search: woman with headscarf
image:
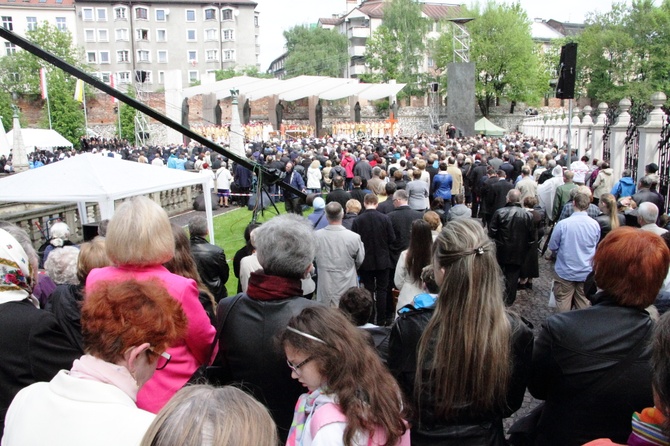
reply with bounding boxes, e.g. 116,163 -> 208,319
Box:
0,223 -> 82,439
537,165 -> 565,222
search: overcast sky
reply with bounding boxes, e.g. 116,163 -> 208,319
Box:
255,0 -> 661,70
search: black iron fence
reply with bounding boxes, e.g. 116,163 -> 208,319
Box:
658,112 -> 670,214
623,104 -> 650,183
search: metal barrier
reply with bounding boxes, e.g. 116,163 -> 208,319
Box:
658,113 -> 670,213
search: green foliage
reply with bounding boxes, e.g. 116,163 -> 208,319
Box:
577,0 -> 670,105
0,22 -> 87,145
464,2 -> 542,116
40,70 -> 85,147
283,26 -> 348,78
0,22 -> 84,96
365,0 -> 429,93
119,86 -> 136,144
0,91 -> 13,131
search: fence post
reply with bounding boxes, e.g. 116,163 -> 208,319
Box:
591,103 -> 607,162
579,106 -> 593,159
638,92 -> 668,181
610,98 -> 631,181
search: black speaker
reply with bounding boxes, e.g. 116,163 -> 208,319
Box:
430,82 -> 439,93
556,43 -> 577,99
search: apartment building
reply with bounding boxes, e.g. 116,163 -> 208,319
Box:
74,0 -> 260,90
0,0 -> 77,56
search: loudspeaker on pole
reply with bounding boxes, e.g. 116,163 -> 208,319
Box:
556,43 -> 577,99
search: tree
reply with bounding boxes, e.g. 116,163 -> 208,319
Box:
0,22 -> 86,145
577,0 -> 670,105
0,91 -> 13,131
365,0 -> 429,94
283,26 -> 348,78
118,86 -> 136,144
457,2 -> 543,116
215,67 -> 273,81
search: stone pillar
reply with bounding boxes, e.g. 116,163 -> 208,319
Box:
164,70 -> 184,145
571,107 -> 581,157
308,95 -> 318,135
591,103 -> 608,162
268,95 -> 279,131
610,98 -> 631,180
579,106 -> 593,159
638,92 -> 668,181
229,89 -> 244,158
11,108 -> 29,173
350,95 -> 359,122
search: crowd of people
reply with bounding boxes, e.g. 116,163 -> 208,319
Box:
2,129 -> 670,445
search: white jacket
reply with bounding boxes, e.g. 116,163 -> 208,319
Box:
2,370 -> 155,446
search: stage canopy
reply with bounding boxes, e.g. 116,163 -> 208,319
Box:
182,75 -> 406,102
5,129 -> 73,152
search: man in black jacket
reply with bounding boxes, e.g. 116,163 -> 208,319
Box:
189,216 -> 229,302
488,189 -> 534,305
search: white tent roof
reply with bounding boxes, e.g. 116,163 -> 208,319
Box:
6,129 -> 73,152
475,117 -> 507,136
0,153 -> 217,242
182,75 -> 406,102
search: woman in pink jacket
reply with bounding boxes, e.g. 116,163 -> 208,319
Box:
86,196 -> 216,413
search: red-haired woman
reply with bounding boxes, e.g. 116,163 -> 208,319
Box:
3,279 -> 187,446
529,227 -> 670,446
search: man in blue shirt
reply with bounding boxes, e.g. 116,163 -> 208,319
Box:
548,189 -> 601,312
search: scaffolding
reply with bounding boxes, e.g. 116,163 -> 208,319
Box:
450,18 -> 474,63
134,71 -> 150,146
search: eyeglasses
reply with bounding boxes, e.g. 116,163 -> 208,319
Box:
286,356 -> 313,374
148,347 -> 171,370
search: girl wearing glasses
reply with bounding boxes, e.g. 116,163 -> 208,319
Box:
281,306 -> 410,446
3,278 -> 188,446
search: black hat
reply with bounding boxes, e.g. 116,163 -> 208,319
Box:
646,163 -> 659,174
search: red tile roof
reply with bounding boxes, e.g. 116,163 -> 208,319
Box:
357,1 -> 463,20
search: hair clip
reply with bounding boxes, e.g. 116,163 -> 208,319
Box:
475,247 -> 485,256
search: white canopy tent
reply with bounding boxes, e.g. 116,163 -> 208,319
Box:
0,153 -> 218,243
6,129 -> 73,152
182,75 -> 406,102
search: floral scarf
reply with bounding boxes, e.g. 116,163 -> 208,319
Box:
286,387 -> 334,446
0,228 -> 38,307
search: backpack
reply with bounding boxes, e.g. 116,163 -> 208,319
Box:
310,403 -> 410,446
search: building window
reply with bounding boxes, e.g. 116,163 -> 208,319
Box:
155,9 -> 166,22
56,17 -> 66,31
5,42 -> 16,55
114,7 -> 127,20
221,9 -> 233,21
143,71 -> 152,83
101,72 -> 111,83
135,7 -> 148,20
1,17 -> 12,31
96,8 -> 107,21
137,50 -> 150,62
188,70 -> 198,82
204,28 -> 217,41
187,50 -> 197,62
157,50 -> 167,63
87,51 -> 97,63
223,50 -> 234,61
427,57 -> 434,67
136,28 -> 149,41
115,28 -> 128,41
118,71 -> 131,84
84,29 -> 95,42
185,9 -> 195,22
158,71 -> 164,84
186,29 -> 196,41
206,49 -> 218,61
222,29 -> 234,41
97,29 -> 108,42
99,51 -> 110,64
26,16 -> 37,31
254,15 -> 258,27
204,8 -> 216,20
81,8 -> 94,21
156,29 -> 166,42
117,50 -> 129,63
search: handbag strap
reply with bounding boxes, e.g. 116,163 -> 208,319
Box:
207,293 -> 243,364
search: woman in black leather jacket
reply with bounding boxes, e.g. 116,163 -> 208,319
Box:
529,227 -> 670,446
388,219 -> 533,445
